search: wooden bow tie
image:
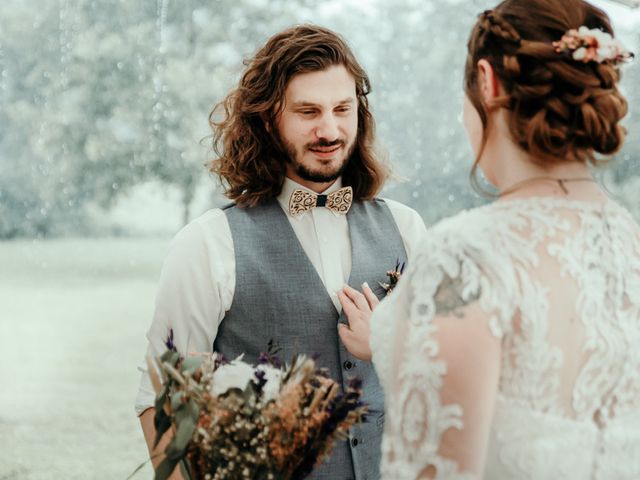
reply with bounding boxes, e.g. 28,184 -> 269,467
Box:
288,186 -> 353,216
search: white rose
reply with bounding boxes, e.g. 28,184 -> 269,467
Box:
597,46 -> 614,62
210,356 -> 256,396
594,30 -> 613,46
573,47 -> 587,61
257,364 -> 283,402
578,26 -> 591,36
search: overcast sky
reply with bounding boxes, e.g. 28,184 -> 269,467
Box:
592,0 -> 640,27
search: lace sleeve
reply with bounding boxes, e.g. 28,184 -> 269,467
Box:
371,231 -> 513,479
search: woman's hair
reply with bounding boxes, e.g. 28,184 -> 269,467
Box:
464,0 -> 629,180
209,24 -> 389,207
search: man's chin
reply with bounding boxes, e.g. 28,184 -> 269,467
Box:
299,172 -> 342,184
296,165 -> 344,184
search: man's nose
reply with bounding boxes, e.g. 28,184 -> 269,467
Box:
315,114 -> 340,141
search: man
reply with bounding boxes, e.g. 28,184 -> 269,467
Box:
136,24 -> 426,480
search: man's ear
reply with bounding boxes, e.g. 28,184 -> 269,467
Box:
476,59 -> 501,105
264,102 -> 284,134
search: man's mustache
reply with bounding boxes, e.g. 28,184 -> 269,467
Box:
306,139 -> 345,149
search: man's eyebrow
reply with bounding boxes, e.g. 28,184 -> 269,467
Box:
290,98 -> 355,108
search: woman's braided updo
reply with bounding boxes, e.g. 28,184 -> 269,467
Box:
465,0 -> 629,170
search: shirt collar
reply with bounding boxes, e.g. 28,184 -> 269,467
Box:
277,177 -> 344,220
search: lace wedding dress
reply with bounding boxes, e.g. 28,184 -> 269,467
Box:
370,197 -> 640,479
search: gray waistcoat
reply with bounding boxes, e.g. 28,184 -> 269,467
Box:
218,198 -> 407,480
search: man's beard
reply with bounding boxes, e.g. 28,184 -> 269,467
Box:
280,137 -> 355,183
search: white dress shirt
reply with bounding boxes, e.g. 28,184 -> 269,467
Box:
135,177 -> 427,415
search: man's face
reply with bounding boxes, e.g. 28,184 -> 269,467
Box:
274,65 -> 358,191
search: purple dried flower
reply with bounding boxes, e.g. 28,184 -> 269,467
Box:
164,328 -> 177,352
253,368 -> 267,397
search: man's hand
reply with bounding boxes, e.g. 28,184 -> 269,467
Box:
337,282 -> 380,361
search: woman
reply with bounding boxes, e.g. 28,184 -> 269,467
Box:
337,0 -> 640,478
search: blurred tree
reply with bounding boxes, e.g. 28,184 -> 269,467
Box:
611,28 -> 640,182
0,0 -> 638,238
0,0 -> 312,237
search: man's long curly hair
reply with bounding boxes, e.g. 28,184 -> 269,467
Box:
209,24 -> 389,207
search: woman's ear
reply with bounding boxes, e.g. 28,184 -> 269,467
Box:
476,59 -> 501,105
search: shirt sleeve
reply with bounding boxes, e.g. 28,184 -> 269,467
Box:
134,209 -> 234,415
382,197 -> 428,261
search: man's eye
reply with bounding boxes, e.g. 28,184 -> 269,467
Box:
336,107 -> 351,113
299,110 -> 316,115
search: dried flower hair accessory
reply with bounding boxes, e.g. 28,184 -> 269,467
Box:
552,26 -> 634,64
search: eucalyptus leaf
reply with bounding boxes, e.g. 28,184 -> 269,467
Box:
179,459 -> 193,480
154,388 -> 168,413
172,399 -> 200,425
181,356 -> 203,375
185,399 -> 200,421
173,414 -> 197,452
170,391 -> 185,412
153,411 -> 172,448
163,424 -> 194,464
154,457 -> 178,480
160,350 -> 180,366
174,401 -> 190,423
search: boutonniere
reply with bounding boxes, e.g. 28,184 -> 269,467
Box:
379,259 -> 405,295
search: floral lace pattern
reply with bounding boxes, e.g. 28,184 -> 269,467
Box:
371,197 -> 640,479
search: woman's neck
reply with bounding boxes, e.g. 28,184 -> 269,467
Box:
481,132 -> 604,201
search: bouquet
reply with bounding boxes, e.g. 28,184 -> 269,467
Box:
144,339 -> 368,480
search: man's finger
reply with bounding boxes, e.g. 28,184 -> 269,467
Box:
361,282 -> 380,310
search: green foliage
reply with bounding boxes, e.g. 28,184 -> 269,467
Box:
151,352 -> 202,480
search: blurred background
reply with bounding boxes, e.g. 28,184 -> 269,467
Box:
0,0 -> 638,478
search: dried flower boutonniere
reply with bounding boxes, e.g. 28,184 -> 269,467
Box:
379,259 -> 405,295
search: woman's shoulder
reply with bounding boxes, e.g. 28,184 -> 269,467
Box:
411,195 -> 640,291
420,195 -> 633,252
412,202 -> 536,292
420,203 -> 507,254
407,203 -> 528,337
430,203 -> 494,233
